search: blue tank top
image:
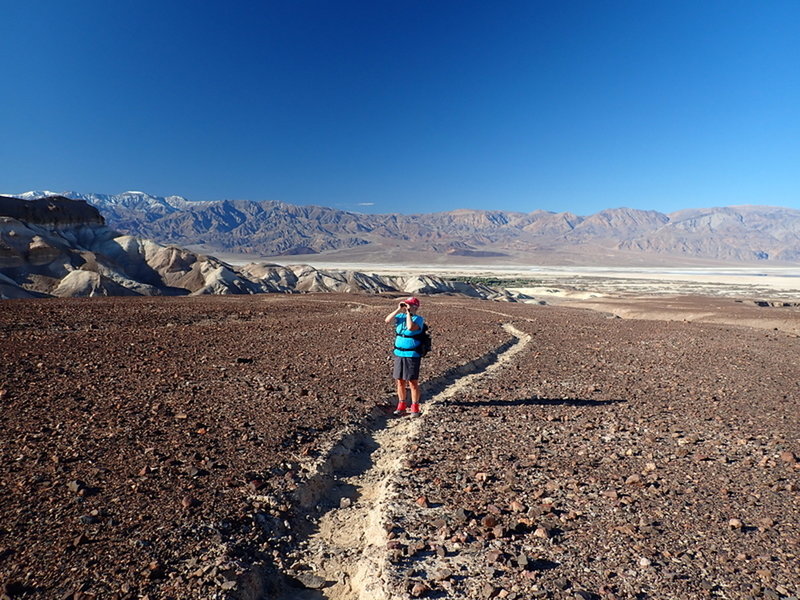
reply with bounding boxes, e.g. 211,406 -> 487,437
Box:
393,314 -> 424,357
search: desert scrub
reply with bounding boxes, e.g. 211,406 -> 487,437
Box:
444,276 -> 542,287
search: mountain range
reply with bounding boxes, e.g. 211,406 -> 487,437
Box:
14,190 -> 800,264
0,195 -> 521,300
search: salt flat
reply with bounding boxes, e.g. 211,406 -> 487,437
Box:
507,266 -> 800,298
219,255 -> 800,334
223,255 -> 800,298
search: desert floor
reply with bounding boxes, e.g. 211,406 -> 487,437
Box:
0,291 -> 798,600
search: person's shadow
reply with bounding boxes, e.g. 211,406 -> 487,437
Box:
443,396 -> 626,408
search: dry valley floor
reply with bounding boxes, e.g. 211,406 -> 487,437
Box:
0,295 -> 797,599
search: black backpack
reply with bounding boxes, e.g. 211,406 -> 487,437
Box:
416,323 -> 432,357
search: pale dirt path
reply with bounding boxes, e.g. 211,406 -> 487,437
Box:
551,296 -> 800,335
286,324 -> 531,600
457,294 -> 800,336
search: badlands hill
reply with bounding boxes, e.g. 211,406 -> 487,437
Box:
16,190 -> 800,264
0,196 -> 518,300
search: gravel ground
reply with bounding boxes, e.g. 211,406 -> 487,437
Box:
388,303 -> 799,600
1,295 -> 798,600
0,295 -> 507,600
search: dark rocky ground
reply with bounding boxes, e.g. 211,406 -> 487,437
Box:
388,301 -> 800,599
0,295 -> 507,599
1,294 -> 798,600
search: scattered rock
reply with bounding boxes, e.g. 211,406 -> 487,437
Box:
534,526 -> 550,539
486,549 -> 503,563
728,518 -> 744,530
481,515 -> 499,529
79,515 -> 99,525
625,474 -> 642,485
181,496 -> 198,509
410,581 -> 430,597
146,561 -> 164,580
554,577 -> 571,591
295,572 -> 326,589
433,568 -> 453,581
66,480 -> 85,494
757,517 -> 775,530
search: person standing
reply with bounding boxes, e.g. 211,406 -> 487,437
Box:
384,297 -> 424,417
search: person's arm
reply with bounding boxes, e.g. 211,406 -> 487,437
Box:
406,311 -> 420,331
385,303 -> 403,323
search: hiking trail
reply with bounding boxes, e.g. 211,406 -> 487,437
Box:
282,324 -> 531,599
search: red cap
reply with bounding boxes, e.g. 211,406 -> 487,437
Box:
405,297 -> 420,307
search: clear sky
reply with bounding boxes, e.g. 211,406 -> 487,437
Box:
2,1 -> 798,215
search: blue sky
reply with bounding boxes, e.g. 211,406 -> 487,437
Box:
2,1 -> 798,215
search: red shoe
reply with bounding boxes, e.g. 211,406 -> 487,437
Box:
393,402 -> 407,416
410,403 -> 421,417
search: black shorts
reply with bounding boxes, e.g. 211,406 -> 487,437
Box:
393,356 -> 421,381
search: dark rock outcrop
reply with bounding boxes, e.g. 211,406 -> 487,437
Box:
0,195 -> 104,227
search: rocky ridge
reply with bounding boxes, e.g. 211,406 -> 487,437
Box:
14,191 -> 800,264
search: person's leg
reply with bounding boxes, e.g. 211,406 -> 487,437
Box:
408,379 -> 421,415
392,357 -> 408,414
395,378 -> 408,403
407,357 -> 422,415
394,378 -> 408,414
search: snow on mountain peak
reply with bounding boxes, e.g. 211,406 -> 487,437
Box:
13,190 -> 193,216
15,190 -> 60,199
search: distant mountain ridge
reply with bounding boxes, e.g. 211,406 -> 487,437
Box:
13,191 -> 800,264
0,195 -> 522,300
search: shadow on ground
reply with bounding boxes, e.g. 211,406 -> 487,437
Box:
443,397 -> 626,408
